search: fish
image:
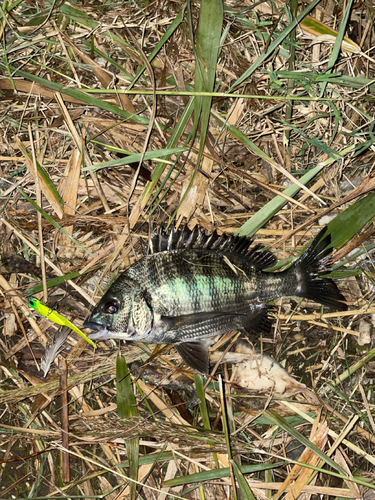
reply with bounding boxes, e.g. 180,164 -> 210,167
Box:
83,225 -> 347,373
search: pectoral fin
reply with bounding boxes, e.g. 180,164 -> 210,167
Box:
175,340 -> 210,373
161,311 -> 239,330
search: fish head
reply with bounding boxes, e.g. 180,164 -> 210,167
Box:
83,278 -> 153,342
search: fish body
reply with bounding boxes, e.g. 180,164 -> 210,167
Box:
84,226 -> 347,373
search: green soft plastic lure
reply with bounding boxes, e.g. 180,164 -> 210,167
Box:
29,298 -> 97,349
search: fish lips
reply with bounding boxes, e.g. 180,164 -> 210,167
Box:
83,320 -> 102,331
83,320 -> 117,341
83,321 -> 138,341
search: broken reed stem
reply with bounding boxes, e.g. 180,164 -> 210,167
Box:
59,358 -> 70,483
55,92 -> 111,213
28,123 -> 48,303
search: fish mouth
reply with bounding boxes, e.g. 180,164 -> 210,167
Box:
83,321 -> 115,341
83,320 -> 102,331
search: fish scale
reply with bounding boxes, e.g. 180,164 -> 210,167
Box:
138,251 -> 257,317
84,225 -> 347,373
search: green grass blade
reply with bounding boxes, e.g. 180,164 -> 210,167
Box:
300,15 -> 360,53
219,376 -> 238,499
236,165 -> 323,237
193,0 -> 223,130
116,355 -> 135,419
263,410 -> 348,476
116,355 -> 139,500
236,143 -> 358,237
26,267 -> 100,296
230,460 -> 257,500
128,3 -> 186,89
19,189 -> 94,257
194,374 -> 211,430
325,191 -> 375,248
330,345 -> 375,388
278,118 -> 342,159
163,462 -> 286,486
276,71 -> 375,92
212,111 -> 323,203
319,0 -> 354,96
170,0 -> 223,223
46,0 -> 98,30
228,0 -> 322,91
283,0 -> 298,147
17,141 -> 63,209
146,96 -> 194,196
83,147 -> 188,172
129,97 -> 195,226
43,0 -> 185,93
194,374 -> 219,469
7,65 -> 149,125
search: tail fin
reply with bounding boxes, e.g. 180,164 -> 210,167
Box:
292,228 -> 347,311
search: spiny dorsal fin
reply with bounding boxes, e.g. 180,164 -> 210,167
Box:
148,224 -> 277,269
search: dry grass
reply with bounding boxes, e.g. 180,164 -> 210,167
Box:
1,0 -> 375,498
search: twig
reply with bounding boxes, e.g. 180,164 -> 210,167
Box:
59,358 -> 70,483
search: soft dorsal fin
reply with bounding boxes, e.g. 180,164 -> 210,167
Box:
148,224 -> 277,270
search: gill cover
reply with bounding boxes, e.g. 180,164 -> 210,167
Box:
127,291 -> 153,337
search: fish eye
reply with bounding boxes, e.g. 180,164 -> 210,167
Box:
103,300 -> 119,314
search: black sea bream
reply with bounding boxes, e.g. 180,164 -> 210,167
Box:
83,226 -> 347,373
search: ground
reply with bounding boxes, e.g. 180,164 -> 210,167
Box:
1,0 -> 375,498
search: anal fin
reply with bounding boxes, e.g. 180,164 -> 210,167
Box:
240,305 -> 272,334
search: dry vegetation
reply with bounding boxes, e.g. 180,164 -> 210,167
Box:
1,0 -> 375,498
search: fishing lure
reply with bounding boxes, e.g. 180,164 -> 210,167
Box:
29,298 -> 97,349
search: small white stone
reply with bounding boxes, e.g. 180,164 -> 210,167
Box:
358,319 -> 372,346
318,214 -> 337,225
